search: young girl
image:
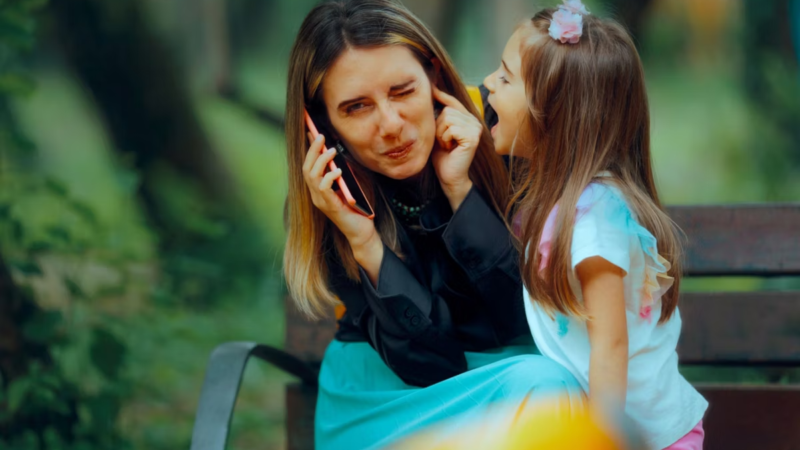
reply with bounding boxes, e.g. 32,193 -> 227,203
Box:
483,1 -> 708,449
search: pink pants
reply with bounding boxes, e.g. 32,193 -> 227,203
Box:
663,420 -> 704,450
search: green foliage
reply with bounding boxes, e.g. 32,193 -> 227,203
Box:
0,183 -> 135,448
0,0 -> 45,154
89,327 -> 127,380
0,2 -> 286,447
0,1 -> 135,448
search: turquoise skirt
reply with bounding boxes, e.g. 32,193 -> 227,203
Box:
315,339 -> 585,450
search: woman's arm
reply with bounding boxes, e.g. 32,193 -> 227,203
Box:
351,233 -> 383,287
428,87 -> 527,342
576,256 -> 629,413
437,187 -> 526,343
329,248 -> 467,387
431,86 -> 482,212
306,131 -> 467,386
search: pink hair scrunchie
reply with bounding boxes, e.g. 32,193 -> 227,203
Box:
548,0 -> 589,44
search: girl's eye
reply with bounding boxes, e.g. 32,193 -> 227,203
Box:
499,75 -> 510,85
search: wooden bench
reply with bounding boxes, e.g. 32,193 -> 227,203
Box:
189,204 -> 800,450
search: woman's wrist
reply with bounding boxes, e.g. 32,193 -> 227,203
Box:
350,232 -> 380,259
441,178 -> 473,212
350,232 -> 384,286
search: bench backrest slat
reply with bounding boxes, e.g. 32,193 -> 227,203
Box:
667,205 -> 800,276
285,295 -> 336,363
678,292 -> 800,365
696,385 -> 800,449
286,206 -> 800,367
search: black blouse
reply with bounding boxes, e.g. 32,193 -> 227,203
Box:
326,185 -> 529,387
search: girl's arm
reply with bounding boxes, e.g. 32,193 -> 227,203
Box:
576,256 -> 629,413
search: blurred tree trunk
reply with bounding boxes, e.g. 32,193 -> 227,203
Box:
47,0 -> 266,304
743,0 -> 797,99
403,0 -> 461,49
204,0 -> 231,92
212,0 -> 285,128
227,0 -> 278,62
607,0 -> 654,45
741,0 -> 800,185
48,0 -> 236,227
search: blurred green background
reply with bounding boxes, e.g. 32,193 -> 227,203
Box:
1,0 -> 798,449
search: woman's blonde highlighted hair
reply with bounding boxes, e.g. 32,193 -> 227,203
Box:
284,0 -> 510,318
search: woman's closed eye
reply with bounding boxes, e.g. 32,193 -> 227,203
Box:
392,88 -> 416,98
344,88 -> 415,114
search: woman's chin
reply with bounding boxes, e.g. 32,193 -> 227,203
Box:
384,166 -> 422,180
382,155 -> 429,180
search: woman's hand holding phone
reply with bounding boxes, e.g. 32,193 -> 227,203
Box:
431,86 -> 480,212
303,133 -> 383,284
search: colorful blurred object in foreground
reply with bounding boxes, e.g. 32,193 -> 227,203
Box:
391,396 -> 633,450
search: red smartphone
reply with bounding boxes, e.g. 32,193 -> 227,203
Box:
304,109 -> 375,219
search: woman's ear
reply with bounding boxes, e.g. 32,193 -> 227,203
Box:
429,58 -> 444,117
431,58 -> 443,89
312,107 -> 341,143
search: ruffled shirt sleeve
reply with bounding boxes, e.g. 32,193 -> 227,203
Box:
563,183 -> 674,321
570,184 -> 633,273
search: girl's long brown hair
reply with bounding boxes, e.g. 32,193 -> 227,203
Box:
512,9 -> 683,324
285,0 -> 510,318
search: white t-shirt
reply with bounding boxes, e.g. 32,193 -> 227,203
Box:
524,181 -> 708,450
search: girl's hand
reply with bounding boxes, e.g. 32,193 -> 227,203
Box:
431,86 -> 482,211
302,134 -> 380,257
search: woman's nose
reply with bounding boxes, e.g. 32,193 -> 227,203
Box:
377,103 -> 403,138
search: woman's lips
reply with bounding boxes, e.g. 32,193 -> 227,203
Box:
491,124 -> 498,136
386,140 -> 415,159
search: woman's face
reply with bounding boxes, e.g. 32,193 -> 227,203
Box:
483,28 -> 530,156
321,45 -> 436,180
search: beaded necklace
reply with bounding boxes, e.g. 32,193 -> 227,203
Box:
389,196 -> 431,220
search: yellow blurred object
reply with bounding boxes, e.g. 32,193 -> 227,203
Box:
654,0 -> 735,64
465,85 -> 484,120
392,396 -> 623,450
501,408 -> 620,450
334,302 -> 346,321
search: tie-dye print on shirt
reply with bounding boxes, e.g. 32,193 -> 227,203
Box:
522,178 -> 707,450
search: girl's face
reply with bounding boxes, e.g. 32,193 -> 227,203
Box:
321,45 -> 437,180
483,28 -> 532,156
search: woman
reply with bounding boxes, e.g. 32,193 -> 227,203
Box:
283,1 -> 584,448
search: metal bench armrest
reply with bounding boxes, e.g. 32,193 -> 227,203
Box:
190,342 -> 319,450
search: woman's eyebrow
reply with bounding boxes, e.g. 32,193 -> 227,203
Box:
338,95 -> 368,110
